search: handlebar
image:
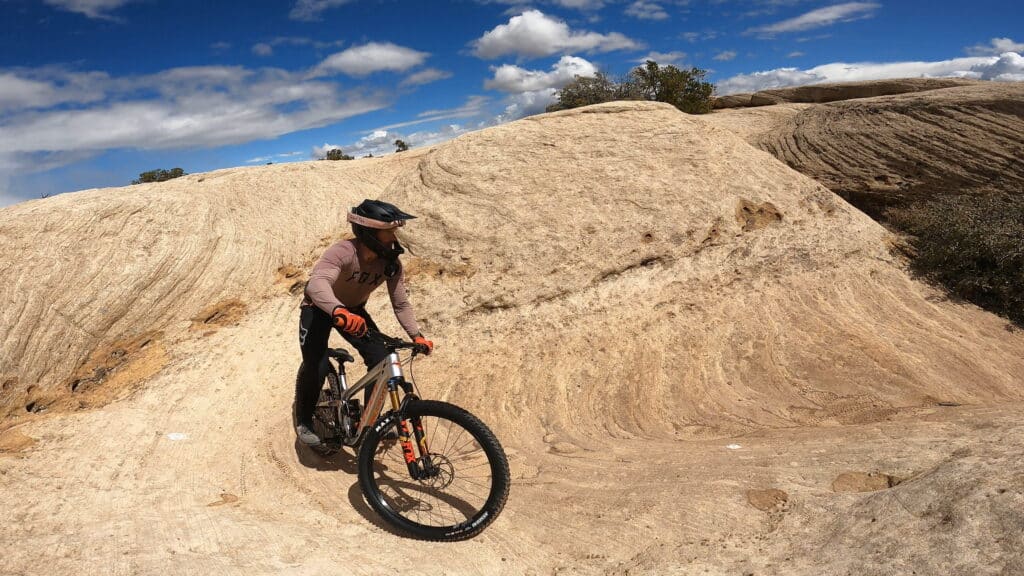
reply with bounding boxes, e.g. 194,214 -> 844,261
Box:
365,330 -> 430,356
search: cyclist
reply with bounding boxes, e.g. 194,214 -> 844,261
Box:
295,199 -> 433,447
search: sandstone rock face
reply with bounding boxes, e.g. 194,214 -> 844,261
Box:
1,98 -> 1023,575
715,77 -> 982,109
0,154 -> 424,420
375,101 -> 1024,440
707,82 -> 1024,215
752,78 -> 982,104
712,93 -> 752,109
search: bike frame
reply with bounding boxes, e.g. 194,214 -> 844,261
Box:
330,349 -> 435,478
336,351 -> 405,433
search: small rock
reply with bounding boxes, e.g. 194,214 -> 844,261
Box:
832,472 -> 896,492
746,489 -> 788,511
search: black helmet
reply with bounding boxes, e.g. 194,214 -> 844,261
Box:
347,199 -> 416,277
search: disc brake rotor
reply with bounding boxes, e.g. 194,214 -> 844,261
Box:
419,454 -> 455,489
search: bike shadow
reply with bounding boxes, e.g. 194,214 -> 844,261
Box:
292,439 -> 358,474
346,479 -> 415,539
292,439 -> 412,538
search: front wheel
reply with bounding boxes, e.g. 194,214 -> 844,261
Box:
357,400 -> 510,541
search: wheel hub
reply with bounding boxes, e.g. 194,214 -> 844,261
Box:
418,454 -> 455,489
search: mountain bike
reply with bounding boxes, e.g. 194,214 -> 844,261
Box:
295,332 -> 510,541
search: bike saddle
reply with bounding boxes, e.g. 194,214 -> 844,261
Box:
327,348 -> 355,363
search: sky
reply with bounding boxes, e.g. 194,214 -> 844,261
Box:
1,0 -> 1022,205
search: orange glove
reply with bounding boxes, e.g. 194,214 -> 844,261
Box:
413,335 -> 433,355
332,306 -> 368,337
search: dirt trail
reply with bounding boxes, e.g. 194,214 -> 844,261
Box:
2,99 -> 1023,575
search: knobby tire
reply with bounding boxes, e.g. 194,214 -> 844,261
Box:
357,400 -> 510,541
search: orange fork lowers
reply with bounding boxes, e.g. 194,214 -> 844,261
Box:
389,387 -> 431,470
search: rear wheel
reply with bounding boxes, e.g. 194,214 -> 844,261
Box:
312,371 -> 342,452
295,362 -> 341,454
357,400 -> 510,541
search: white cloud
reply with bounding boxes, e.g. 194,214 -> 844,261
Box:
795,33 -> 833,43
747,2 -> 880,36
787,51 -> 805,58
312,143 -> 344,159
210,41 -> 232,51
0,149 -> 103,207
359,87 -> 560,155
0,57 -> 402,202
42,0 -> 137,19
313,42 -> 430,77
474,0 -> 606,11
0,74 -> 64,110
289,0 -> 354,21
715,52 -> 1024,94
966,37 -> 1024,57
245,151 -> 303,164
552,0 -> 605,8
472,10 -> 641,59
484,56 -> 598,93
717,69 -> 820,94
0,70 -> 109,112
251,37 -> 347,57
681,31 -> 719,43
371,96 -> 492,132
0,156 -> 26,207
337,124 -> 471,157
0,65 -> 387,155
404,124 -> 471,148
417,95 -> 492,120
713,50 -> 737,62
399,68 -> 453,87
0,189 -> 24,208
496,89 -> 560,121
973,52 -> 1024,81
634,51 -> 687,65
624,1 -> 669,20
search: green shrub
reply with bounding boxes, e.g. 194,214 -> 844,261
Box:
546,72 -> 620,112
132,167 -> 186,184
324,149 -> 354,161
628,61 -> 714,114
887,194 -> 1024,326
547,61 -> 715,114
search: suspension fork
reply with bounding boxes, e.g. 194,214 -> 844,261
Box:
388,378 -> 434,479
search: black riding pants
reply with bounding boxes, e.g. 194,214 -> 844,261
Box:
295,304 -> 388,428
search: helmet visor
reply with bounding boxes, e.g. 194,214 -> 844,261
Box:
347,212 -> 408,229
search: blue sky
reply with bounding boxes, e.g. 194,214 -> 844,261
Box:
1,0 -> 1021,205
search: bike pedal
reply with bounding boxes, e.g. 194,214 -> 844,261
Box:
312,444 -> 338,457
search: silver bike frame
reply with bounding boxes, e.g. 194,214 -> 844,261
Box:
337,352 -> 405,432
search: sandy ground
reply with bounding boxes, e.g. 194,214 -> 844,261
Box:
3,96 -> 1024,575
2,293 -> 1022,575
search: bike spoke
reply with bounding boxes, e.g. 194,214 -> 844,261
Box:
361,403 -> 507,536
447,435 -> 481,459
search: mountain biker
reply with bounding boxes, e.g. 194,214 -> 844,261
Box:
295,199 -> 433,447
